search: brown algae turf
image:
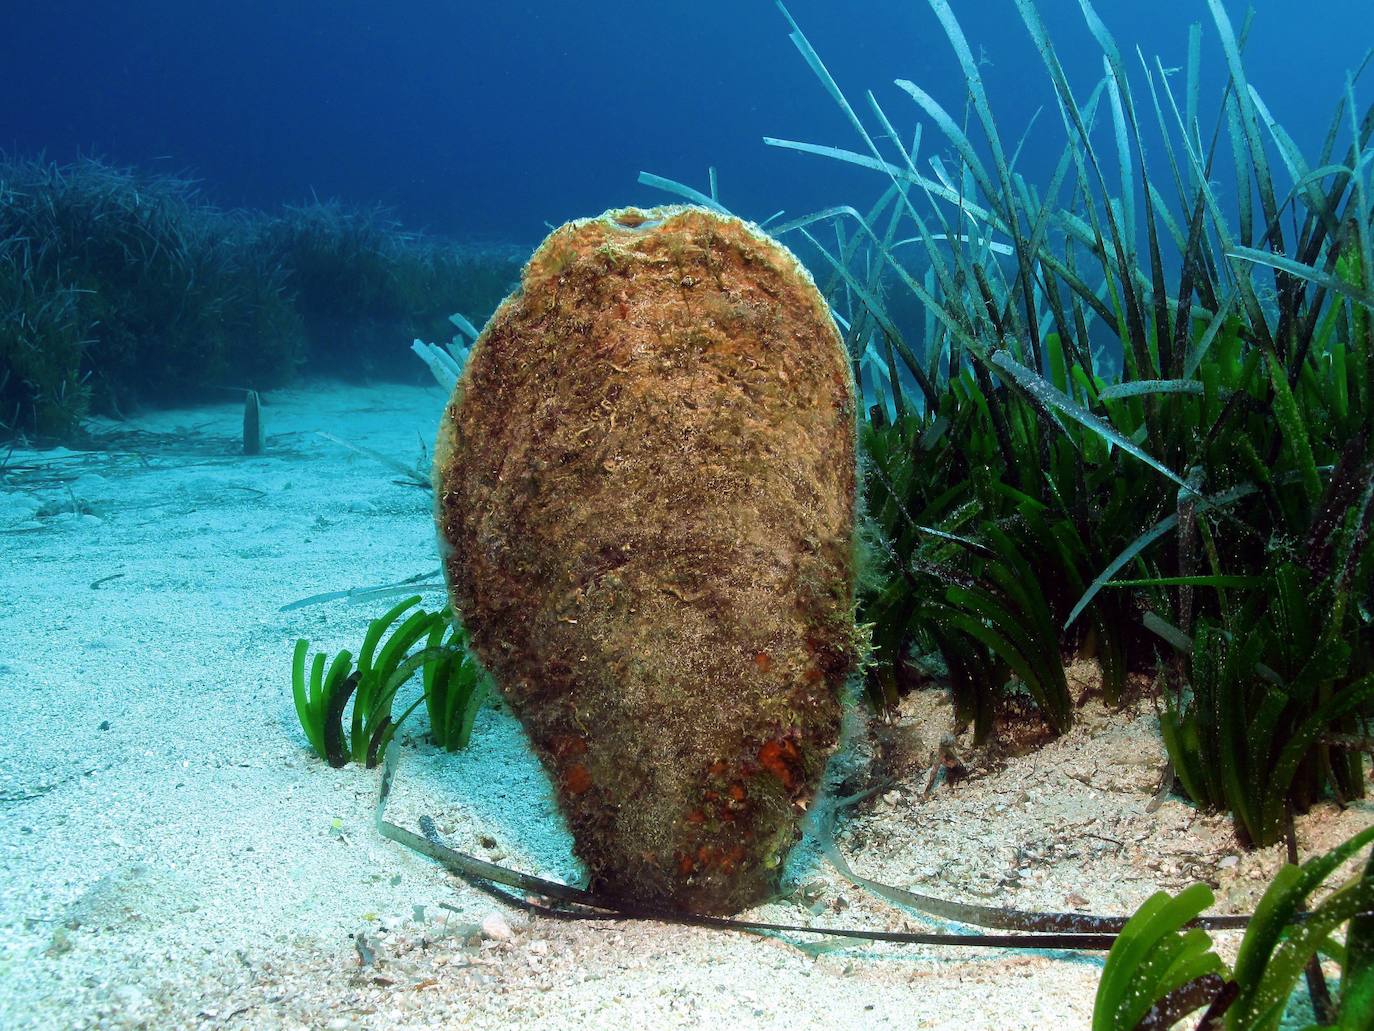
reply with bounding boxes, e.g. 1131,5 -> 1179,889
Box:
434,205 -> 860,914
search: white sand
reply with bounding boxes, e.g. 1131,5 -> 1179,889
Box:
1,381 -> 1369,1030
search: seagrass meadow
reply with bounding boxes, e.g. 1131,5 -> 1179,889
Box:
1,1 -> 1373,1029
0,158 -> 523,437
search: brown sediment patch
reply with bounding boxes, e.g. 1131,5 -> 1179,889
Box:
433,205 -> 859,914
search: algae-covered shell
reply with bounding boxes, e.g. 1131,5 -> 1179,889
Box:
434,205 -> 858,914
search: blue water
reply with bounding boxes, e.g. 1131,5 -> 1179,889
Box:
6,0 -> 1370,245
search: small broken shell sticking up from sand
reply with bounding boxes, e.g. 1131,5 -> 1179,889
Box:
434,205 -> 860,914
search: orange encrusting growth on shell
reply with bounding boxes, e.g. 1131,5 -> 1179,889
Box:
433,205 -> 859,914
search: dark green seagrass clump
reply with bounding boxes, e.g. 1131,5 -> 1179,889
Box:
422,610 -> 492,752
291,596 -> 488,768
1093,825 -> 1374,1031
0,156 -> 304,437
255,199 -> 522,381
0,156 -> 522,441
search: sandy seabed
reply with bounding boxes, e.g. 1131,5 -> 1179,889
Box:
1,380 -> 1369,1030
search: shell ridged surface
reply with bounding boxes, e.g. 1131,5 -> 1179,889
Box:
434,206 -> 858,914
